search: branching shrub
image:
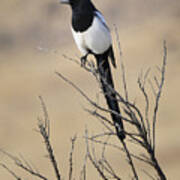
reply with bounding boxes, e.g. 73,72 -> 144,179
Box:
0,34 -> 167,180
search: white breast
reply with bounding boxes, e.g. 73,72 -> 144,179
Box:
71,13 -> 112,56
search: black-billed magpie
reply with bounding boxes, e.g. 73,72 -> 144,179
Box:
61,0 -> 125,140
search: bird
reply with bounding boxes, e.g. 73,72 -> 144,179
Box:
60,0 -> 125,141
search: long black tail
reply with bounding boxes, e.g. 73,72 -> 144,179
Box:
95,51 -> 125,141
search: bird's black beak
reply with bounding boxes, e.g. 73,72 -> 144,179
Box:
60,0 -> 70,4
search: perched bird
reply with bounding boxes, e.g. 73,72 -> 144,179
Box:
61,0 -> 125,140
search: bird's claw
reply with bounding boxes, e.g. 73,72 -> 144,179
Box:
80,56 -> 87,67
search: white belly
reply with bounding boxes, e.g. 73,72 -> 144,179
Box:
71,15 -> 112,55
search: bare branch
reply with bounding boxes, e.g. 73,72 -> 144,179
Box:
154,76 -> 160,89
79,151 -> 88,180
58,39 -> 168,180
56,71 -> 135,126
137,69 -> 151,144
85,109 -> 114,127
62,54 -> 98,78
19,154 -> 33,172
69,135 -> 77,180
114,25 -> 129,102
84,129 -> 109,180
152,41 -> 167,152
39,96 -> 50,137
0,149 -> 48,180
0,163 -> 22,180
148,79 -> 157,97
121,141 -> 139,180
99,159 -> 121,180
38,96 -> 61,180
142,170 -> 156,180
38,121 -> 61,180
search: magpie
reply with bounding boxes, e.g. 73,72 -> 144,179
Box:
61,0 -> 125,141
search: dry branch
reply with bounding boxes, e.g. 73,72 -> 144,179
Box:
0,149 -> 48,180
38,96 -> 61,180
57,39 -> 168,180
69,135 -> 77,180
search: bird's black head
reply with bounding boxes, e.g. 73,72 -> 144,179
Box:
60,0 -> 91,9
61,0 -> 96,32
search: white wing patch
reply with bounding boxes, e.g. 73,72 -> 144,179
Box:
94,11 -> 109,31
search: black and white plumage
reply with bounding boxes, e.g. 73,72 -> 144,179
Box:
61,0 -> 125,141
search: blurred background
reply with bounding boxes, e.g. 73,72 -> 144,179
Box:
0,0 -> 180,179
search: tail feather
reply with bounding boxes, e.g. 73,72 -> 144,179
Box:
109,46 -> 116,68
95,52 -> 125,141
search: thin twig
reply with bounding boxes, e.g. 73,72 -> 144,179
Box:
142,170 -> 156,180
80,151 -> 88,180
137,69 -> 151,144
114,25 -> 129,102
56,71 -> 134,126
39,96 -> 50,137
59,39 -> 168,180
84,129 -> 109,180
38,96 -> 61,180
69,135 -> 77,180
38,122 -> 61,180
121,141 -> 139,180
152,41 -> 167,152
0,163 -> 22,180
85,109 -> 114,127
0,149 -> 48,180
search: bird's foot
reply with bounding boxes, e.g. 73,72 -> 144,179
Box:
80,55 -> 87,67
